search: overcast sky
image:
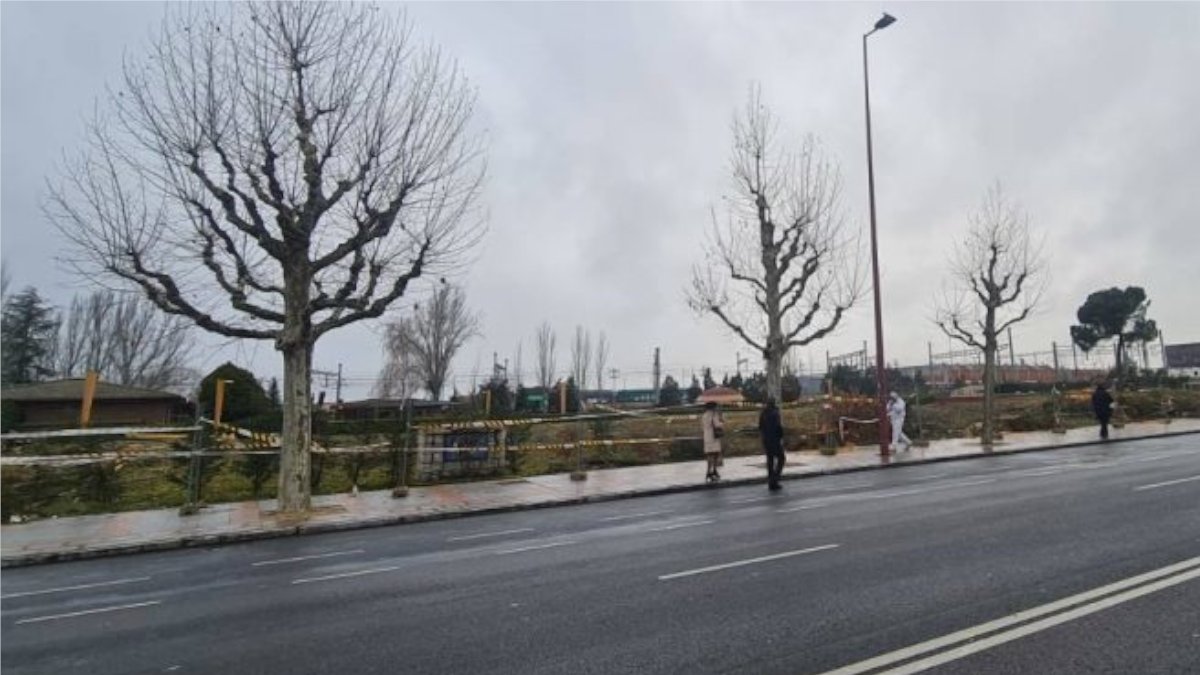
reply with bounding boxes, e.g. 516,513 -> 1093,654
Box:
3,1 -> 1198,399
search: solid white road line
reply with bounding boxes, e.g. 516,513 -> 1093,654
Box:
494,541 -> 578,556
645,519 -> 715,533
291,566 -> 400,585
252,549 -> 366,566
1133,474 -> 1200,491
1,576 -> 152,600
819,555 -> 1200,675
446,528 -> 535,542
15,600 -> 161,625
658,544 -> 839,581
599,510 -> 673,522
878,566 -> 1200,675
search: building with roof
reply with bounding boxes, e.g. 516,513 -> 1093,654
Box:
1164,342 -> 1200,380
1,378 -> 190,430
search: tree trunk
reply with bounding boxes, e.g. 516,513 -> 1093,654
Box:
278,340 -> 313,512
766,346 -> 783,404
982,336 -> 997,447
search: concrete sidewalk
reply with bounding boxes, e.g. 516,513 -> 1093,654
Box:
3,419 -> 1198,567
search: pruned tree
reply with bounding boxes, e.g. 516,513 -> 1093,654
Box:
46,3 -> 485,512
382,283 -> 479,401
535,322 -> 556,390
570,325 -> 592,391
1,287 -> 60,385
1070,287 -> 1158,377
688,87 -> 862,403
513,339 -> 524,387
935,186 -> 1046,446
594,331 -> 609,393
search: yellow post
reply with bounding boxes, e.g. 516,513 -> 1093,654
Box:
485,389 -> 492,416
214,379 -> 230,426
79,370 -> 100,427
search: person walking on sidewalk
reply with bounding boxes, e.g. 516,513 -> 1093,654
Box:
701,401 -> 725,483
887,391 -> 912,452
1092,383 -> 1114,439
759,398 -> 786,490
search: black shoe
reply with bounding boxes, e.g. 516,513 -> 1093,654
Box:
768,482 -> 782,491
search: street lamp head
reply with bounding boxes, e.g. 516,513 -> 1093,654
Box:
874,13 -> 897,31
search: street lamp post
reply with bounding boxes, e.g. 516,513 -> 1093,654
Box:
863,12 -> 896,458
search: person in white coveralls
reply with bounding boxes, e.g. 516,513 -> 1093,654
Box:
887,391 -> 912,452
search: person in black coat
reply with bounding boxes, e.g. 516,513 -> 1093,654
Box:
1091,383 -> 1114,439
759,398 -> 785,490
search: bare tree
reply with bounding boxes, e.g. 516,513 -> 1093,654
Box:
535,322 -> 557,390
688,87 -> 862,402
383,283 -> 479,401
1,262 -> 11,302
374,324 -> 422,400
46,3 -> 484,512
570,325 -> 592,390
56,291 -> 194,389
935,185 -> 1045,446
513,339 -> 524,387
594,331 -> 609,393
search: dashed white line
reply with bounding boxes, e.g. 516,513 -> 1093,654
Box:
1,576 -> 152,599
599,510 -> 673,522
15,600 -> 162,625
494,541 -> 578,555
292,566 -> 400,585
446,528 -> 535,542
646,519 -> 715,532
777,502 -> 831,513
1133,474 -> 1200,491
659,544 -> 839,581
729,496 -> 775,504
252,549 -> 366,566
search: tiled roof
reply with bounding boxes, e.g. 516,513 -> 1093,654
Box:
1,379 -> 184,402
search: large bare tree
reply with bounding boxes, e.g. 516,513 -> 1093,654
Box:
47,3 -> 485,511
56,291 -> 194,390
535,322 -> 557,390
570,325 -> 592,390
688,88 -> 862,402
935,185 -> 1045,446
381,283 -> 479,401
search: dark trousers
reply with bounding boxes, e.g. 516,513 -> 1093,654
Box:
1098,415 -> 1111,439
765,448 -> 785,486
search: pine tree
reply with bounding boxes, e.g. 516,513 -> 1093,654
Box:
1,287 -> 59,384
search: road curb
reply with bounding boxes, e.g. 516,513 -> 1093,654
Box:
3,428 -> 1196,568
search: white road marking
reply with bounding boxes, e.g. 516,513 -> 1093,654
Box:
1133,474 -> 1200,491
291,566 -> 400,585
15,600 -> 161,625
658,544 -> 839,581
1125,454 -> 1172,464
819,556 -> 1200,675
729,496 -> 775,504
1012,468 -> 1064,477
777,502 -> 831,513
494,541 -> 578,556
645,519 -> 715,532
877,566 -> 1200,675
251,549 -> 366,566
1,576 -> 151,599
446,528 -> 535,542
599,510 -> 673,522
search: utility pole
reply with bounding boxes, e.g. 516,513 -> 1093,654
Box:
609,368 -> 619,396
336,363 -> 343,404
652,348 -> 661,397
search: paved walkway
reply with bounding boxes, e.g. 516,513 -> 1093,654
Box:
3,419 -> 1198,567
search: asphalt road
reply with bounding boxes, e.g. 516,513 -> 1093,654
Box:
3,436 -> 1198,675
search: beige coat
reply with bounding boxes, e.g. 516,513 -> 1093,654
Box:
701,409 -> 724,455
